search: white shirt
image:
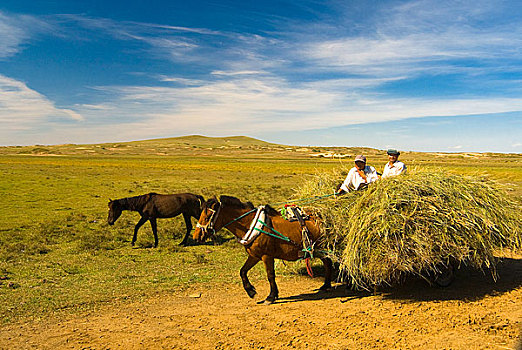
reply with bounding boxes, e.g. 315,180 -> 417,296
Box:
340,166 -> 379,192
382,161 -> 406,178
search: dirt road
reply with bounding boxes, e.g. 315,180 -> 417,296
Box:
2,257 -> 522,349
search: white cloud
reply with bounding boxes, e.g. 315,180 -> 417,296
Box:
61,109 -> 84,121
137,22 -> 225,36
211,70 -> 266,76
303,31 -> 522,76
0,11 -> 55,59
75,103 -> 114,110
58,15 -> 238,65
304,76 -> 408,89
299,0 -> 522,78
157,76 -> 205,85
68,77 -> 522,138
5,68 -> 520,145
0,12 -> 31,59
63,15 -> 227,38
0,75 -> 84,129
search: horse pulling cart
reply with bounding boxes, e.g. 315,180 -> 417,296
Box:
194,168 -> 521,302
194,195 -> 334,304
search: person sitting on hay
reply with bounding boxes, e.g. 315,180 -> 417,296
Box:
336,154 -> 378,195
382,148 -> 407,178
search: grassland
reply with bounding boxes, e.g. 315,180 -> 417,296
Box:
0,135 -> 520,324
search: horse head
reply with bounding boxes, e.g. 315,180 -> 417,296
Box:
193,196 -> 222,243
107,199 -> 123,225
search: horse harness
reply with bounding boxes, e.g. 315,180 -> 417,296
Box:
241,205 -> 316,261
238,205 -> 266,245
201,201 -> 314,256
283,205 -> 315,260
198,201 -> 317,277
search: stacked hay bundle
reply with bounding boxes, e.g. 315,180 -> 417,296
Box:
297,168 -> 522,289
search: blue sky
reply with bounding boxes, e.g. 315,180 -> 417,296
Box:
0,0 -> 521,152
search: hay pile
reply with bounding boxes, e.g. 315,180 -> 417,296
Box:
296,168 -> 522,289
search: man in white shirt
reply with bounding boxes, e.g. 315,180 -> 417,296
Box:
337,155 -> 379,194
382,149 -> 406,178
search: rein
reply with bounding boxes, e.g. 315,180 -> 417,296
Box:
222,208 -> 258,228
196,202 -> 257,236
254,219 -> 300,247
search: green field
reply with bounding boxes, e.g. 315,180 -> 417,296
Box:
0,136 -> 521,323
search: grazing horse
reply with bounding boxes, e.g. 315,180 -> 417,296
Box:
108,193 -> 204,247
193,195 -> 333,304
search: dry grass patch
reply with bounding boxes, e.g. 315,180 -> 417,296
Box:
297,168 -> 522,289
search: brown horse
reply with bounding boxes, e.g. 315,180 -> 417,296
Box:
108,192 -> 204,247
193,195 -> 333,304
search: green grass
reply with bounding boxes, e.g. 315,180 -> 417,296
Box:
0,136 -> 521,323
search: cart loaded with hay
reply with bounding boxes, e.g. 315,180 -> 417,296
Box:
295,169 -> 522,290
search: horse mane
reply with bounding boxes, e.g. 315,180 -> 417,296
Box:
204,196 -> 219,209
264,204 -> 281,217
118,193 -> 157,211
216,195 -> 255,210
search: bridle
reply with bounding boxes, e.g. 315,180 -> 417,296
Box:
196,201 -> 258,240
196,201 -> 222,237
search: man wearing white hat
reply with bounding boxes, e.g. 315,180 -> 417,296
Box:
337,155 -> 379,194
382,149 -> 407,178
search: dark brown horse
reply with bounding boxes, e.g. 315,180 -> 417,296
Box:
193,195 -> 333,304
108,193 -> 204,247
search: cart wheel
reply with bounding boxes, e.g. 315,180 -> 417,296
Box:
433,265 -> 454,287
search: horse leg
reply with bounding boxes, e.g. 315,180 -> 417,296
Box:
149,218 -> 158,248
132,216 -> 148,246
240,255 -> 260,299
179,213 -> 192,246
319,257 -> 333,291
262,255 -> 279,304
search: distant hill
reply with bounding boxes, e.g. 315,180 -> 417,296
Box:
2,135 -> 518,159
0,134 -> 389,159
1,135 -> 518,163
133,135 -> 279,147
0,135 -> 295,157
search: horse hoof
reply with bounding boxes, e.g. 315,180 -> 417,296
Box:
263,299 -> 274,305
246,288 -> 257,299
